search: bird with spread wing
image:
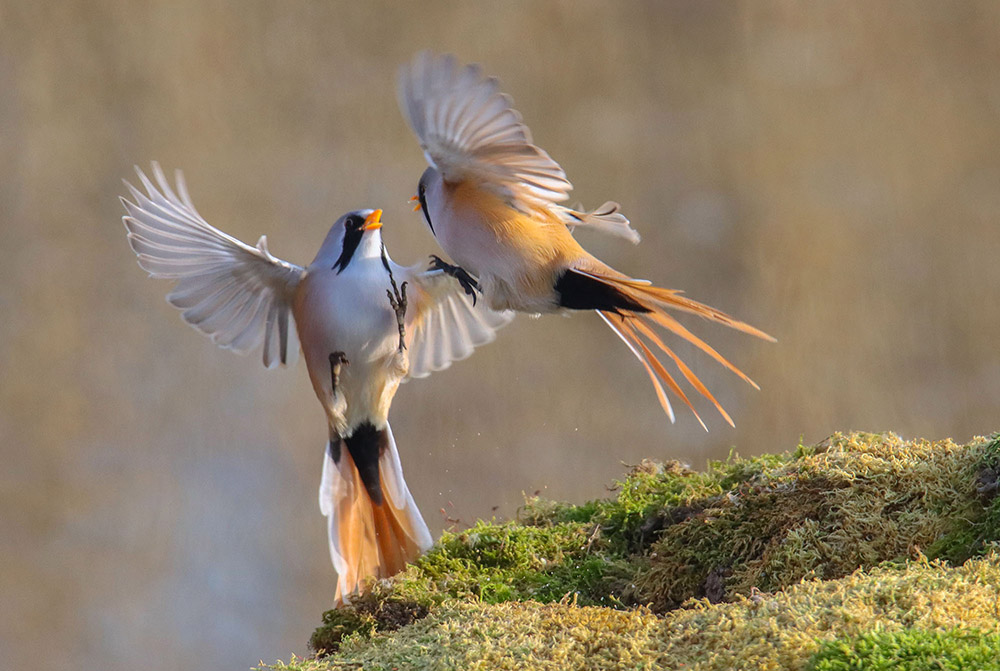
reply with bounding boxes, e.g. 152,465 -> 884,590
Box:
122,163 -> 512,603
399,52 -> 774,429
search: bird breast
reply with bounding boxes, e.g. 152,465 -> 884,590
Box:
292,263 -> 401,420
431,181 -> 588,314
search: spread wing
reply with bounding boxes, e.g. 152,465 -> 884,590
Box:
121,163 -> 304,368
398,51 -> 572,214
395,262 -> 515,379
398,52 -> 640,241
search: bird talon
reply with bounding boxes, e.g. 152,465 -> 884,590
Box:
428,254 -> 447,272
329,351 -> 349,395
429,255 -> 480,305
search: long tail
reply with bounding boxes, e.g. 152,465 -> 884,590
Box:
560,267 -> 775,430
319,422 -> 433,605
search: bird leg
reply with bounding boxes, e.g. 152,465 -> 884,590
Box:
379,241 -> 409,353
386,278 -> 408,353
429,255 -> 480,305
329,351 -> 349,395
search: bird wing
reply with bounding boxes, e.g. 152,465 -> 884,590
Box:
552,201 -> 640,244
121,163 -> 304,368
397,51 -> 573,214
393,261 -> 514,379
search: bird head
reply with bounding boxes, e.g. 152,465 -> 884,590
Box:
314,209 -> 385,273
410,167 -> 440,233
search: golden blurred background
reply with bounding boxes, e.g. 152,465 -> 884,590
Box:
3,1 -> 999,668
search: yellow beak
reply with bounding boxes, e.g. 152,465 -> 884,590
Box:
410,194 -> 421,212
363,209 -> 383,230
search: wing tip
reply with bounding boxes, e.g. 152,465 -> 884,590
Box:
398,51 -> 573,210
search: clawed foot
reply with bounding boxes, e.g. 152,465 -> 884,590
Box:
329,351 -> 349,395
386,278 -> 408,353
429,255 -> 480,305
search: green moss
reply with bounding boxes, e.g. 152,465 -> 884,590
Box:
304,432 -> 1000,655
389,517 -> 636,608
307,589 -> 427,654
638,432 -> 991,610
267,555 -> 1000,671
806,629 -> 1000,671
650,554 -> 1000,670
308,608 -> 375,654
523,456 -> 792,555
928,432 -> 1000,562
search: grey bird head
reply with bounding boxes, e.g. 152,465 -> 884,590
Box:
312,209 -> 384,272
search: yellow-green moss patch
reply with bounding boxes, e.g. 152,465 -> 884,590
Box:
266,555 -> 1000,671
304,432 -> 1000,655
806,629 -> 1000,671
638,432 -> 996,610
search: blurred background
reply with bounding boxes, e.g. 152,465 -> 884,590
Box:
3,1 -> 999,668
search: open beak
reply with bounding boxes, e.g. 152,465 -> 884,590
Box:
362,209 -> 383,231
410,194 -> 421,212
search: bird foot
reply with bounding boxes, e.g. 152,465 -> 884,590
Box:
329,351 -> 349,395
429,255 -> 480,305
386,279 -> 408,353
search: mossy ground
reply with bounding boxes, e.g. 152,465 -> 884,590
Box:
268,557 -> 1000,671
638,432 -> 996,610
263,432 -> 1000,670
807,629 -> 1000,671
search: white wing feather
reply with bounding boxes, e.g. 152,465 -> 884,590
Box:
397,263 -> 514,380
398,51 -> 573,213
121,163 -> 304,368
553,201 -> 640,244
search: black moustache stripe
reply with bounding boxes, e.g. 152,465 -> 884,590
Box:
333,228 -> 364,274
418,187 -> 434,234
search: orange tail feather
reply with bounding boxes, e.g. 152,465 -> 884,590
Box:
586,271 -> 773,428
322,425 -> 433,606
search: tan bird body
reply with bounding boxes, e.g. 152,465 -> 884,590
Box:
400,53 -> 774,428
429,181 -> 592,312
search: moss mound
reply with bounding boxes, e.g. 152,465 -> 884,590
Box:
806,629 -> 1000,671
266,555 -> 1000,670
638,432 -> 996,610
295,431 -> 1000,663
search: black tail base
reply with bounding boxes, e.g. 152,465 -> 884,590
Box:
328,422 -> 390,506
555,269 -> 650,314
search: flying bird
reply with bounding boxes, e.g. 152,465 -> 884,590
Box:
121,164 -> 511,603
398,52 -> 774,429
